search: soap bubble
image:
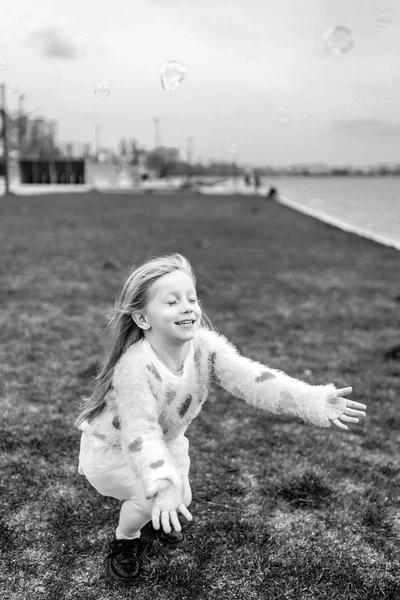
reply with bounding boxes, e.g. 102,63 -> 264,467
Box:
228,143 -> 238,154
322,25 -> 354,55
94,82 -> 111,98
376,13 -> 391,28
273,106 -> 290,122
0,59 -> 7,71
6,83 -> 18,95
161,60 -> 186,92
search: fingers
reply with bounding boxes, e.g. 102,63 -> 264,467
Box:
161,511 -> 172,534
345,407 -> 366,417
340,414 -> 360,424
169,511 -> 182,533
179,504 -> 193,522
152,503 -> 194,535
331,418 -> 348,430
159,506 -> 193,534
337,387 -> 352,396
152,507 -> 161,531
347,400 -> 367,411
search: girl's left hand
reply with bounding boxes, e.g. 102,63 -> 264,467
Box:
326,387 -> 367,430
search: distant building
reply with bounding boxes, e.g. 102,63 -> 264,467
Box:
82,143 -> 92,158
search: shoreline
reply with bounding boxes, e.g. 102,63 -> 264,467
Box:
276,194 -> 400,253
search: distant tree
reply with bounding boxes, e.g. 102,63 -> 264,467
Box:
117,138 -> 129,157
117,137 -> 147,166
377,164 -> 390,176
145,145 -> 180,178
332,168 -> 350,176
128,139 -> 146,166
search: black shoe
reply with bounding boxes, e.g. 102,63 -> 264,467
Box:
107,537 -> 142,583
152,525 -> 188,549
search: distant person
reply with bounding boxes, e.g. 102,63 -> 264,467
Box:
253,169 -> 260,191
244,170 -> 251,186
75,253 -> 367,584
141,172 -> 149,182
266,186 -> 278,200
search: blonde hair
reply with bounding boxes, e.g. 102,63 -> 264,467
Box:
75,253 -> 213,428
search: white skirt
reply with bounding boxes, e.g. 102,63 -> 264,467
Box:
78,431 -> 191,503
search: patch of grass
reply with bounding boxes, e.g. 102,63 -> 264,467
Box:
1,191 -> 400,599
275,469 -> 334,508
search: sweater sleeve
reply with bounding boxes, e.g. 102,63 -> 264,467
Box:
202,329 -> 345,428
112,352 -> 183,499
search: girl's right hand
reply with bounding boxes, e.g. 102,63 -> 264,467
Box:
146,480 -> 193,534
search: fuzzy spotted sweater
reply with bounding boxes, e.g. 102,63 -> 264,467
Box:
79,327 -> 345,499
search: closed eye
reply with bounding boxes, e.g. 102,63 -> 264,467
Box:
167,299 -> 197,305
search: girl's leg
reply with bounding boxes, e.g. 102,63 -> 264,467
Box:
116,499 -> 151,540
116,435 -> 193,539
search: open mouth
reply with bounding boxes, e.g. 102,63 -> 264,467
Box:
175,319 -> 195,328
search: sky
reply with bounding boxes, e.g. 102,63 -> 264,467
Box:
1,0 -> 400,166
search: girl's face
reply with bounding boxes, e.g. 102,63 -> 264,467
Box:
141,270 -> 202,344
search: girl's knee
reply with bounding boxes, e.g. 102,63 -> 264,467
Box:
124,497 -> 152,518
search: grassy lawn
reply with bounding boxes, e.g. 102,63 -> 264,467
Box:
1,190 -> 399,600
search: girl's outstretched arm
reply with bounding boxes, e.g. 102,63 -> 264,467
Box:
199,328 -> 360,429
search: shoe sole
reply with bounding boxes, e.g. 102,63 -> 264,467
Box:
108,561 -> 141,584
148,523 -> 189,549
160,535 -> 188,550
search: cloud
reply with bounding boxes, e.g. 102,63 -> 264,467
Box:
27,27 -> 83,59
146,0 -> 270,42
331,119 -> 400,137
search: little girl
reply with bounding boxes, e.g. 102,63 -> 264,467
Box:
75,253 -> 367,584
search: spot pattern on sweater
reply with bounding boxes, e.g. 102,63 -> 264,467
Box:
255,371 -> 276,382
165,389 -> 177,405
280,391 -> 294,402
194,347 -> 202,370
179,394 -> 192,418
207,351 -> 215,375
150,460 -> 165,469
128,437 -> 143,452
276,390 -> 297,415
112,416 -> 121,429
148,380 -> 159,401
160,414 -> 169,436
208,352 -> 221,384
146,363 -> 162,382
